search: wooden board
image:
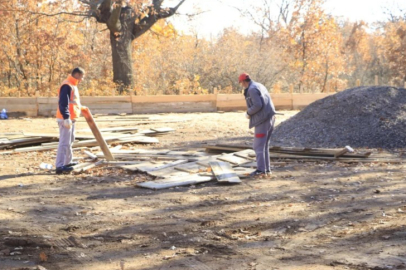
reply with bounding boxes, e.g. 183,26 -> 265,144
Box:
98,127 -> 139,133
206,144 -> 372,158
174,162 -> 208,174
111,149 -> 171,155
81,107 -> 114,161
116,136 -> 159,144
72,162 -> 96,173
233,149 -> 256,160
22,132 -> 127,140
166,151 -> 208,157
151,127 -> 175,133
0,136 -> 54,149
196,155 -> 222,167
233,167 -> 257,178
137,174 -> 214,190
121,160 -> 188,172
238,162 -> 257,168
217,154 -> 251,166
209,161 -> 241,184
147,167 -> 190,178
103,161 -> 141,166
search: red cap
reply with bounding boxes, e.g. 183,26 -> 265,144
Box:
239,73 -> 250,83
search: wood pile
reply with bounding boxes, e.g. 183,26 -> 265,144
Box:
0,127 -> 174,155
205,144 -> 403,163
100,148 -> 255,189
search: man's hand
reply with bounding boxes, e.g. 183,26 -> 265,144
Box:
245,112 -> 251,119
63,119 -> 72,129
81,105 -> 88,111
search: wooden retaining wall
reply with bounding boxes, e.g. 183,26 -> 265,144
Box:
0,93 -> 334,117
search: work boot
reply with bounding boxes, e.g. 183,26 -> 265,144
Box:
65,162 -> 79,167
249,169 -> 267,178
55,166 -> 74,175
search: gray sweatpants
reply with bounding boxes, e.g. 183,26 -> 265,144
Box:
253,116 -> 276,172
55,120 -> 75,168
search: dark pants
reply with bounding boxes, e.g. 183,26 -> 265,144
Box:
253,116 -> 275,172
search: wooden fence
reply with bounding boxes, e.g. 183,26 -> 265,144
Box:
0,93 -> 334,117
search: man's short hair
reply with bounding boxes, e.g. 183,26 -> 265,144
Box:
72,67 -> 85,76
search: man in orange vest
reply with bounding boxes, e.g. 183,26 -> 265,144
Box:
55,67 -> 87,174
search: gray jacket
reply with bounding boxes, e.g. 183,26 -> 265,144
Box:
244,81 -> 276,129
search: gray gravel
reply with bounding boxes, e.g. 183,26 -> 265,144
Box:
271,86 -> 406,149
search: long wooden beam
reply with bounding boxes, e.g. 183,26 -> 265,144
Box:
81,107 -> 115,161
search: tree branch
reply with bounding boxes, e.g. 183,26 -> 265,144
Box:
106,1 -> 122,32
132,0 -> 186,40
153,0 -> 165,11
158,0 -> 186,19
78,0 -> 111,22
0,9 -> 89,17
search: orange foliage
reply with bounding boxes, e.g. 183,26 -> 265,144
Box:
0,0 -> 405,97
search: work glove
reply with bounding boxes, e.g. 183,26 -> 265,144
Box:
245,112 -> 251,119
63,119 -> 72,129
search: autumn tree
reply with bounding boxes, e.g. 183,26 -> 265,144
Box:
78,0 -> 186,92
382,19 -> 406,86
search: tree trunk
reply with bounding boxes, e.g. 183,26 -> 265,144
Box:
89,1 -> 185,93
107,6 -> 136,93
110,31 -> 133,91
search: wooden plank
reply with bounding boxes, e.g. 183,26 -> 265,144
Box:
334,146 -> 354,158
0,97 -> 38,105
233,149 -> 256,160
0,137 -> 54,149
239,161 -> 288,168
72,162 -> 94,173
14,145 -> 57,152
110,149 -> 170,155
217,154 -> 251,166
84,150 -> 98,160
116,136 -> 159,144
103,161 -> 141,166
121,160 -> 188,172
151,127 -> 175,133
98,127 -> 139,133
131,95 -> 217,103
98,155 -> 151,160
121,161 -> 164,172
166,151 -> 208,157
175,162 -> 208,173
81,107 -> 114,161
22,131 -> 128,140
205,145 -> 243,153
147,168 -> 190,178
233,167 -> 256,178
137,174 -> 214,190
206,144 -> 372,158
209,161 -> 241,184
196,155 -> 222,167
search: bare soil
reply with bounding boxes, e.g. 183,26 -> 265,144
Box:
0,111 -> 405,270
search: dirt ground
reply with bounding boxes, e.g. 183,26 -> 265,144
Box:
0,111 -> 405,270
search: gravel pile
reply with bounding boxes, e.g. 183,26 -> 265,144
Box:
271,86 -> 406,149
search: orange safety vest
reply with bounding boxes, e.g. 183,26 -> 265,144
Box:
56,75 -> 82,120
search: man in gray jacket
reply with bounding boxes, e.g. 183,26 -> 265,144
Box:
239,73 -> 276,177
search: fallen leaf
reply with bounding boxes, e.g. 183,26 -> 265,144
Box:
39,251 -> 48,262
